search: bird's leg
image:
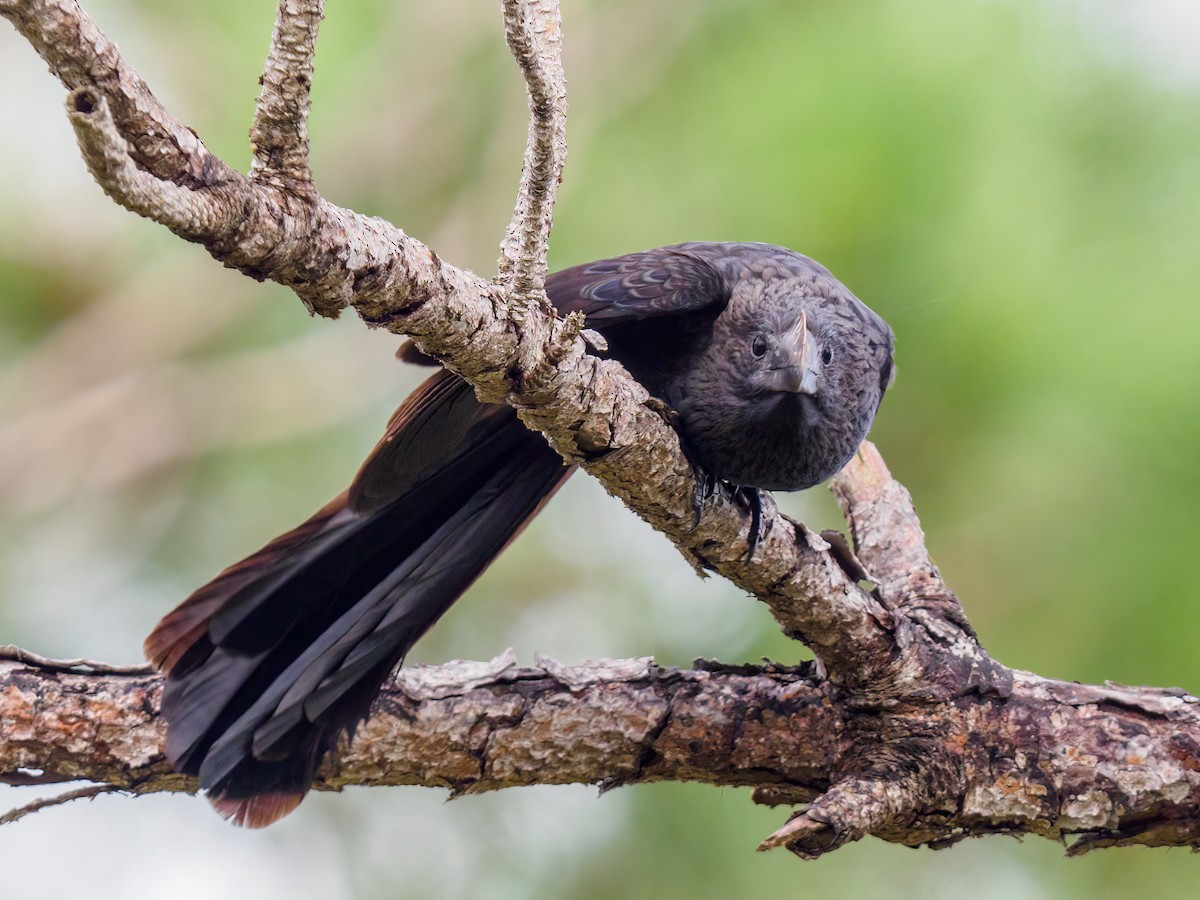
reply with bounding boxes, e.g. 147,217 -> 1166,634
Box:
734,486 -> 767,560
691,465 -> 715,528
688,471 -> 768,558
682,463 -> 768,557
697,478 -> 771,558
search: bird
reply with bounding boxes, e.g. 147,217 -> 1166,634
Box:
144,241 -> 895,828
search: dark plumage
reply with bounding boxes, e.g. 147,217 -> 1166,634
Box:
145,242 -> 894,827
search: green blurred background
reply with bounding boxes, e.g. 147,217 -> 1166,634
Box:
2,0 -> 1199,896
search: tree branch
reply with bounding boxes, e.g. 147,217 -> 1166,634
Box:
3,0 -> 1198,858
65,88 -> 233,238
0,0 -> 235,186
250,0 -> 323,190
3,638 -> 1199,854
0,653 -> 831,800
497,0 -> 566,298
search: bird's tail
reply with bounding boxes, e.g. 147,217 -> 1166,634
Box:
145,370 -> 572,827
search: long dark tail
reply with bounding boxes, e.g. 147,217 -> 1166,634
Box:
145,370 -> 572,827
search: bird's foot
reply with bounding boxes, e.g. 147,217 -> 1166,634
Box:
690,469 -> 720,527
688,472 -> 770,560
669,424 -> 769,557
733,485 -> 769,561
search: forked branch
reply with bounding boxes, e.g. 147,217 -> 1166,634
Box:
2,0 -> 1198,857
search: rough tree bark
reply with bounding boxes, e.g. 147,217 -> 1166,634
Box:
1,0 -> 1198,857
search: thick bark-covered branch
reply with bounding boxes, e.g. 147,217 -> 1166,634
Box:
4,642 -> 1199,855
3,0 -> 1199,858
0,654 -> 830,801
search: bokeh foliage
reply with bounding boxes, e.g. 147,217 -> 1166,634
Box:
1,0 -> 1198,896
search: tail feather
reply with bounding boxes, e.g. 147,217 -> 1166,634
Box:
146,370 -> 574,826
144,496 -> 347,673
210,792 -> 305,830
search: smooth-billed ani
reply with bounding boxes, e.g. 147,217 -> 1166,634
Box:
145,241 -> 895,827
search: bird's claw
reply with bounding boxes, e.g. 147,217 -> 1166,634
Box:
690,474 -> 769,560
735,485 -> 768,561
690,470 -> 720,526
676,432 -> 767,557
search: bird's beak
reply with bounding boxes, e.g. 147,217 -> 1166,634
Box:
765,311 -> 820,395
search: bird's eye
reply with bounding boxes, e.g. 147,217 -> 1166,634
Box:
751,335 -> 768,358
821,344 -> 834,365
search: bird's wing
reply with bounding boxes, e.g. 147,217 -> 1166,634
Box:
394,245 -> 730,366
545,245 -> 728,325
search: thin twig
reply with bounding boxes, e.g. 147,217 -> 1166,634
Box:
0,784 -> 123,826
250,0 -> 324,188
830,442 -> 943,605
497,0 -> 567,297
0,645 -> 153,674
757,772 -> 923,857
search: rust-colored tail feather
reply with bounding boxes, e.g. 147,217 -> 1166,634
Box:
209,792 -> 305,829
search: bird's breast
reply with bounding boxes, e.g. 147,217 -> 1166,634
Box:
678,394 -> 835,491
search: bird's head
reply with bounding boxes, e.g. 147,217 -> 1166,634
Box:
665,265 -> 894,491
721,275 -> 894,431
745,307 -> 821,397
